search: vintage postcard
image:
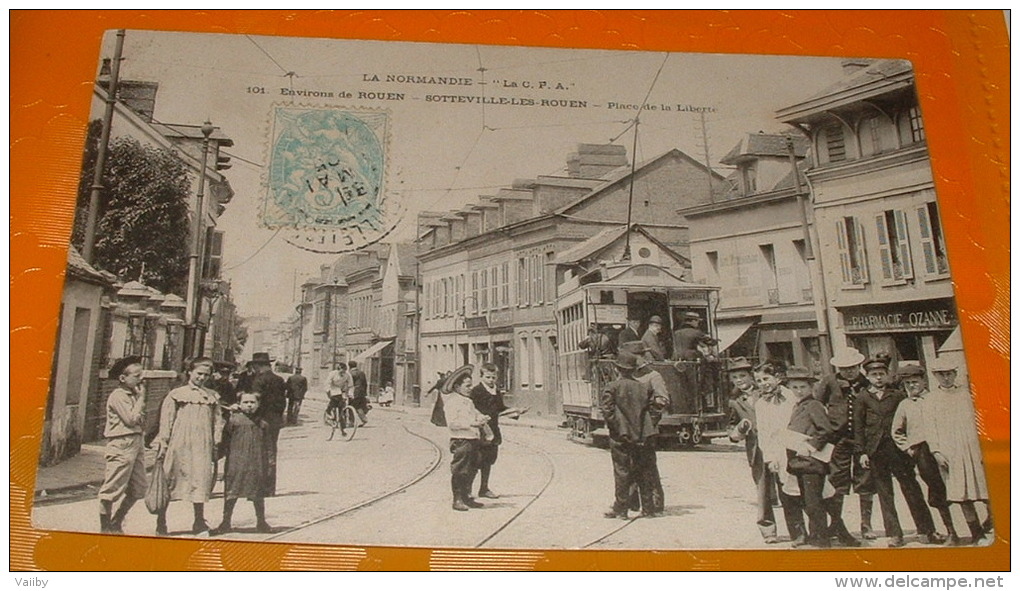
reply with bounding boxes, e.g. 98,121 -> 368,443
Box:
12,11 -> 1009,572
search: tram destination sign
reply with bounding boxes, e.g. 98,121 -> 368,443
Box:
842,298 -> 958,333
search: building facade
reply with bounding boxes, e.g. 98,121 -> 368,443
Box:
777,59 -> 960,377
418,144 -> 725,417
680,132 -> 826,372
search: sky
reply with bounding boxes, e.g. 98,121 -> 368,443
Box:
94,30 -> 849,322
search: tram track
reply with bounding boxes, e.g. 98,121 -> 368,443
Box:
264,423 -> 444,542
265,414 -> 642,550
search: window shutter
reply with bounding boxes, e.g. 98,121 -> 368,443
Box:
534,254 -> 544,304
480,269 -> 488,312
202,228 -> 224,279
894,209 -> 913,279
875,213 -> 894,281
916,205 -> 938,276
852,218 -> 870,283
490,267 -> 498,310
471,271 -> 478,315
836,218 -> 853,284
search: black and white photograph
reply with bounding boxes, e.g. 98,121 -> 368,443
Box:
33,29 -> 994,553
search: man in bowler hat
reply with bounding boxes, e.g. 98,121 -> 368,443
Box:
601,350 -> 669,519
250,352 -> 287,496
640,315 -> 667,361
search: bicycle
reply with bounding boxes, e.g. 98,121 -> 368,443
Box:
324,396 -> 358,441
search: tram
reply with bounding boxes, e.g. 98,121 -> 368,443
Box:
555,260 -> 729,448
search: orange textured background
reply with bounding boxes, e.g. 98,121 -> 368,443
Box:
10,10 -> 1010,571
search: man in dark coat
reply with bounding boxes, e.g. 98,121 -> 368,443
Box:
348,360 -> 370,426
210,362 -> 237,407
285,366 -> 309,425
601,350 -> 669,519
854,356 -> 938,547
469,363 -> 526,499
672,311 -> 706,361
617,317 -> 642,350
640,315 -> 667,361
251,352 -> 287,497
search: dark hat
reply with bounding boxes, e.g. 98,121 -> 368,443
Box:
829,348 -> 865,368
440,364 -> 475,394
214,361 -> 236,372
251,352 -> 273,364
698,335 -> 719,346
110,356 -> 143,378
862,357 -> 889,372
613,351 -> 641,370
619,340 -> 648,355
648,315 -> 663,324
785,366 -> 818,383
898,363 -> 927,378
929,357 -> 959,373
725,357 -> 753,372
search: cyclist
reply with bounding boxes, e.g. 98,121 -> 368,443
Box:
326,362 -> 352,432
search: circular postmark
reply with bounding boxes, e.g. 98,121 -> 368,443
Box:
264,106 -> 403,253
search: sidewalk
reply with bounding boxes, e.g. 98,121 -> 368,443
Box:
34,443 -> 107,499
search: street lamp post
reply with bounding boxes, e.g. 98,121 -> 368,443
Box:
183,120 -> 215,362
331,278 -> 340,366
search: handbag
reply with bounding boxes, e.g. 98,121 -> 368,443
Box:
145,459 -> 170,514
479,422 -> 495,445
787,453 -> 828,476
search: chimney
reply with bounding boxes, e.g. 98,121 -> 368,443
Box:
840,58 -> 875,76
101,80 -> 160,122
567,143 -> 628,179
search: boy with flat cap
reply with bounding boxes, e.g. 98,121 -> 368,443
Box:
854,356 -> 939,547
98,356 -> 147,534
892,363 -> 956,544
725,357 -> 781,543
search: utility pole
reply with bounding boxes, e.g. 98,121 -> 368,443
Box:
623,117 -> 640,260
183,121 -> 216,361
786,135 -> 832,374
699,111 -> 716,203
82,29 -> 125,264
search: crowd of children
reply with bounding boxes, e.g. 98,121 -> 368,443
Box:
726,350 -> 992,548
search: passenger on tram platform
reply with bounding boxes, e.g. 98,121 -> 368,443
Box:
672,311 -> 707,361
640,315 -> 667,361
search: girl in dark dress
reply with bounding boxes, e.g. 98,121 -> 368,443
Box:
212,392 -> 271,534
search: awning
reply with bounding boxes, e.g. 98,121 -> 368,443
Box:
938,327 -> 963,353
716,318 -> 756,352
352,340 -> 393,364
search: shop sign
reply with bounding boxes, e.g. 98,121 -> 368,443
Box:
843,299 -> 957,333
489,309 -> 513,327
464,316 -> 488,329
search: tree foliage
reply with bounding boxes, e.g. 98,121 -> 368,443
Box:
232,316 -> 249,359
73,123 -> 193,296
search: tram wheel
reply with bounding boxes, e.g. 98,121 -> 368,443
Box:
678,424 -> 693,447
691,424 -> 703,446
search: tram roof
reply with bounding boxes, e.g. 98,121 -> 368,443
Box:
582,263 -> 719,292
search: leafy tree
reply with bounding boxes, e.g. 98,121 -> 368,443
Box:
232,316 -> 249,360
74,123 -> 192,296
